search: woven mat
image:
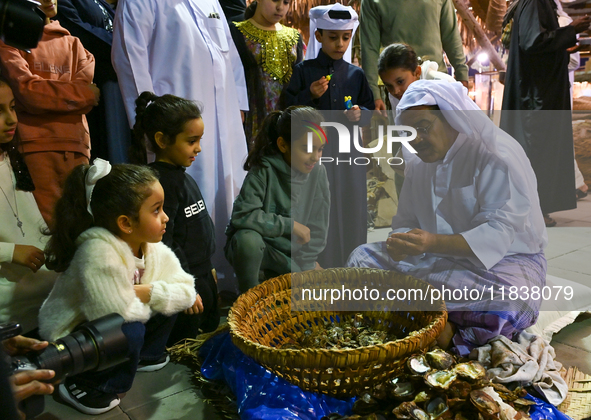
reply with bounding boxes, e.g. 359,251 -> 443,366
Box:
558,366 -> 591,420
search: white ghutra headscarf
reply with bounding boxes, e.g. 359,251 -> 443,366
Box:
395,80 -> 540,212
305,3 -> 359,63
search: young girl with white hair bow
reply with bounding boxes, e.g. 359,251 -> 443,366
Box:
39,159 -> 197,415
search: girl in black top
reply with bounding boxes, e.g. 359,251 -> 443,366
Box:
131,92 -> 219,342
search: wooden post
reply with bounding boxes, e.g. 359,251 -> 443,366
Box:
452,0 -> 506,71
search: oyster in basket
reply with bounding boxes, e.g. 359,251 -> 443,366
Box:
425,370 -> 457,390
425,349 -> 455,370
292,314 -> 398,350
453,362 -> 486,382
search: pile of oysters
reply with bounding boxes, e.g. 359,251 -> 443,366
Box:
324,348 -> 536,420
279,314 -> 399,350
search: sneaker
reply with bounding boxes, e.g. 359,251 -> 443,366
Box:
59,381 -> 120,415
543,214 -> 557,228
137,353 -> 170,372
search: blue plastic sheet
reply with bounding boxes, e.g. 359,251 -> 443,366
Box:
524,394 -> 574,420
199,332 -> 354,420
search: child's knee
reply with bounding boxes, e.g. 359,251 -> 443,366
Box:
120,321 -> 146,356
231,229 -> 265,257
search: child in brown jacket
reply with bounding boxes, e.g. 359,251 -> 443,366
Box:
0,0 -> 99,224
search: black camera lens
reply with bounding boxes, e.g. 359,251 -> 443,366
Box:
16,314 -> 129,382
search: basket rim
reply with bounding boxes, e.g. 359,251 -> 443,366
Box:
228,268 -> 447,356
228,309 -> 447,356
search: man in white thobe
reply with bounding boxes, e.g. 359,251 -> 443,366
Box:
112,0 -> 248,276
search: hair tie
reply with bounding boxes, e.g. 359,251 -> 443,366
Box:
85,158 -> 112,217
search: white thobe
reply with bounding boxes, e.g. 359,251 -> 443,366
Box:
394,133 -> 548,270
112,0 -> 248,243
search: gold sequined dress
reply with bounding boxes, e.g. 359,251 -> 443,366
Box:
232,20 -> 304,147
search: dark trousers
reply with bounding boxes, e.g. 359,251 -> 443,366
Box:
75,313 -> 177,394
167,268 -> 220,346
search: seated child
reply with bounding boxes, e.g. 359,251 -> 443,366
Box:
225,106 -> 330,293
131,92 -> 220,343
39,160 -> 198,415
283,3 -> 374,268
0,76 -> 57,334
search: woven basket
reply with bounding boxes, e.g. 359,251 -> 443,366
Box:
228,267 -> 447,397
558,366 -> 591,419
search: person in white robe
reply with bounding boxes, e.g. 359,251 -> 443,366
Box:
111,0 -> 249,277
348,80 -> 548,356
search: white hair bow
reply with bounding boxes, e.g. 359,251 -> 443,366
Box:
85,158 -> 112,217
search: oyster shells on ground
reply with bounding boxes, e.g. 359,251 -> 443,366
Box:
426,349 -> 455,370
469,390 -> 500,418
426,396 -> 450,419
392,401 -> 421,419
392,381 -> 416,400
353,393 -> 381,415
447,380 -> 472,399
453,362 -> 486,382
408,354 -> 431,375
410,407 -> 430,420
425,370 -> 458,390
413,391 -> 433,404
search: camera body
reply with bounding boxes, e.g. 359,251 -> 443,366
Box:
0,0 -> 45,51
0,314 -> 129,418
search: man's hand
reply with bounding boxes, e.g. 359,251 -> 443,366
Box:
133,284 -> 153,304
571,15 -> 591,34
184,294 -> 204,315
2,336 -> 48,356
12,245 -> 45,273
293,221 -> 311,245
386,229 -> 436,260
10,370 -> 55,418
3,336 -> 54,419
310,77 -> 329,99
344,105 -> 361,122
459,80 -> 469,89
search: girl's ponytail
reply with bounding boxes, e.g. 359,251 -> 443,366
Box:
44,164 -> 94,272
130,91 -> 159,164
45,163 -> 158,272
243,106 -> 322,171
130,92 -> 202,164
244,1 -> 257,20
244,110 -> 282,170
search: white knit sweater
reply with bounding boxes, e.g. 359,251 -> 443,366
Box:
39,227 -> 196,341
